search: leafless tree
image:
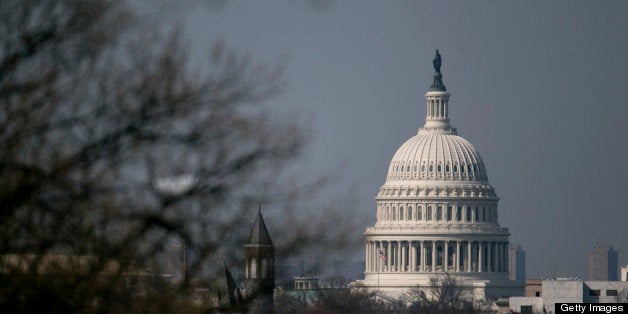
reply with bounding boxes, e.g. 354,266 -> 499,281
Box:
0,0 -> 358,311
312,283 -> 384,313
403,273 -> 478,313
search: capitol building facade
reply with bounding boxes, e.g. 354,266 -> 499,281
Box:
361,51 -> 521,299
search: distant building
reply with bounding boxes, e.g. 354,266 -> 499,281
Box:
294,277 -> 319,290
588,243 -> 618,281
621,265 -> 628,282
508,243 -> 526,285
524,279 -> 542,297
510,278 -> 628,313
333,259 -> 365,281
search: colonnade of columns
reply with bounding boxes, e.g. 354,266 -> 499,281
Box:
365,239 -> 508,273
426,95 -> 449,120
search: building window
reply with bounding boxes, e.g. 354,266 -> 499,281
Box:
606,290 -> 618,296
427,206 -> 432,220
407,166 -> 410,172
482,207 -> 486,222
437,164 -> 442,172
436,207 -> 442,220
521,305 -> 533,313
447,206 -> 452,221
417,206 -> 422,220
445,164 -> 450,172
408,206 -> 413,220
456,206 -> 462,221
466,207 -> 471,221
421,165 -> 425,172
414,165 -> 417,172
468,165 -> 472,173
400,207 -> 404,221
453,165 -> 458,173
474,207 -> 479,222
429,165 -> 433,172
589,289 -> 600,296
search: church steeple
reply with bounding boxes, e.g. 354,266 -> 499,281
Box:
244,205 -> 275,310
247,205 -> 274,246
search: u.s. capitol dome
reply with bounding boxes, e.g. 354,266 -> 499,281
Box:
360,51 -> 522,299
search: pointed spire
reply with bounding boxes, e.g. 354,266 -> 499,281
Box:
429,50 -> 447,91
247,205 -> 274,246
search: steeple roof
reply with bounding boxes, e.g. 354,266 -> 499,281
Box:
247,206 -> 274,246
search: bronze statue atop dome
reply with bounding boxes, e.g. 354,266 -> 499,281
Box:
429,50 -> 446,91
433,50 -> 442,73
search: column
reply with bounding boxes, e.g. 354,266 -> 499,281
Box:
432,241 -> 436,272
387,241 -> 392,272
366,242 -> 370,272
456,241 -> 461,272
487,241 -> 492,272
420,241 -> 425,272
396,241 -> 401,271
444,240 -> 449,271
467,241 -> 472,272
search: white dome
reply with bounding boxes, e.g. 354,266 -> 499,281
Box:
386,129 -> 488,183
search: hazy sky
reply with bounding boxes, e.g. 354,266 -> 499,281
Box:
152,0 -> 628,279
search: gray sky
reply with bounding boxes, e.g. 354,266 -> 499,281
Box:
157,0 -> 628,279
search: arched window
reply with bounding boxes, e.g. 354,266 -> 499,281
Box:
407,166 -> 410,172
474,207 -> 479,222
437,164 -> 442,172
400,207 -> 404,221
446,164 -> 450,172
421,165 -> 425,172
417,206 -> 422,220
429,164 -> 433,172
408,206 -> 413,220
461,164 -> 465,173
456,206 -> 462,221
427,206 -> 432,220
251,258 -> 257,278
466,207 -> 471,221
468,165 -> 472,173
436,206 -> 442,220
447,206 -> 452,221
453,164 -> 458,173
